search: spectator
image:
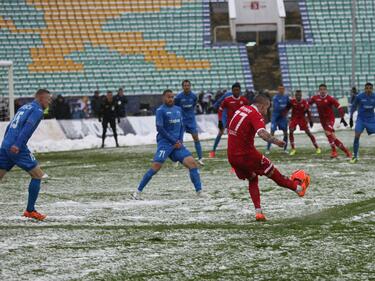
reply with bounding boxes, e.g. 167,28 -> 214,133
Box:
245,89 -> 256,104
53,95 -> 71,119
202,91 -> 213,113
115,87 -> 128,117
91,90 -> 102,118
350,86 -> 358,104
14,99 -> 22,113
78,96 -> 90,118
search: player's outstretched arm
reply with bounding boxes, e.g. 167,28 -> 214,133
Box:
257,128 -> 285,148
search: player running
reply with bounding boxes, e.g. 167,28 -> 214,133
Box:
285,90 -> 320,155
209,87 -> 234,158
349,82 -> 375,163
309,84 -> 351,158
0,89 -> 51,221
209,83 -> 248,158
132,89 -> 202,200
174,80 -> 204,165
266,85 -> 289,154
227,94 -> 310,221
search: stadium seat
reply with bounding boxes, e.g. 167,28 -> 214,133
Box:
0,0 -> 253,96
279,0 -> 375,96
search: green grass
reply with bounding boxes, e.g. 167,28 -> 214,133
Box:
0,132 -> 374,281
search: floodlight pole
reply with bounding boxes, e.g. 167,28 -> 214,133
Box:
351,0 -> 357,89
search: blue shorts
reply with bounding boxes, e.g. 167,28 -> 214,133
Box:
153,144 -> 192,164
271,116 -> 288,132
0,147 -> 38,172
184,122 -> 198,135
355,119 -> 375,135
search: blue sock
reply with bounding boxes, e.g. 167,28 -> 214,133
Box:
213,134 -> 222,152
138,169 -> 157,192
189,168 -> 202,192
353,137 -> 360,158
283,134 -> 288,150
194,141 -> 203,159
26,178 -> 41,212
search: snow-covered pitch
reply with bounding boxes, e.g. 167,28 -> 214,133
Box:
0,130 -> 374,280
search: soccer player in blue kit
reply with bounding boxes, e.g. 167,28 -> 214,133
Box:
132,89 -> 203,200
174,80 -> 204,165
0,89 -> 51,221
266,85 -> 290,153
349,82 -> 375,163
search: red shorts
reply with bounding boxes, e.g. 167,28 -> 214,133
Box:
289,118 -> 308,131
228,151 -> 274,180
320,118 -> 335,133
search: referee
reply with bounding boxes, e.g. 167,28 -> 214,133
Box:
99,91 -> 120,148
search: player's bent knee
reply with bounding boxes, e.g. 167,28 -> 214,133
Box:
151,162 -> 162,172
183,156 -> 197,169
28,166 -> 45,179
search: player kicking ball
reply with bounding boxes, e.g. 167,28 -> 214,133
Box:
349,82 -> 375,163
174,80 -> 204,165
227,94 -> 310,221
309,84 -> 351,159
132,89 -> 202,200
0,89 -> 51,221
285,90 -> 320,155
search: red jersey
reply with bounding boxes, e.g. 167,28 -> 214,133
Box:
309,94 -> 343,121
218,96 -> 249,125
289,98 -> 310,120
227,105 -> 265,157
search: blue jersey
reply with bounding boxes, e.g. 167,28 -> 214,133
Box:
155,104 -> 184,146
1,100 -> 44,150
350,92 -> 375,122
272,94 -> 290,120
174,91 -> 197,123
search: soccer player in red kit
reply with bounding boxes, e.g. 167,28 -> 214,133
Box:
227,94 -> 311,221
217,83 -> 249,131
286,90 -> 320,155
309,84 -> 351,158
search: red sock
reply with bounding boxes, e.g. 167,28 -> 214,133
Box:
334,138 -> 350,154
309,134 -> 318,149
289,132 -> 295,149
327,135 -> 336,151
248,176 -> 261,209
269,168 -> 297,191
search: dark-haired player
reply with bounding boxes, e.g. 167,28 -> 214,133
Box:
132,90 -> 202,199
174,80 -> 203,165
227,94 -> 310,221
309,84 -> 351,158
349,82 -> 375,163
286,90 -> 320,155
0,89 -> 51,220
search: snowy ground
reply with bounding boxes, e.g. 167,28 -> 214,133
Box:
0,130 -> 374,280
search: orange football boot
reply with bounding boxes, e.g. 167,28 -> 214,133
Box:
209,151 -> 215,158
291,170 -> 311,197
23,210 -> 46,221
255,212 -> 267,221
